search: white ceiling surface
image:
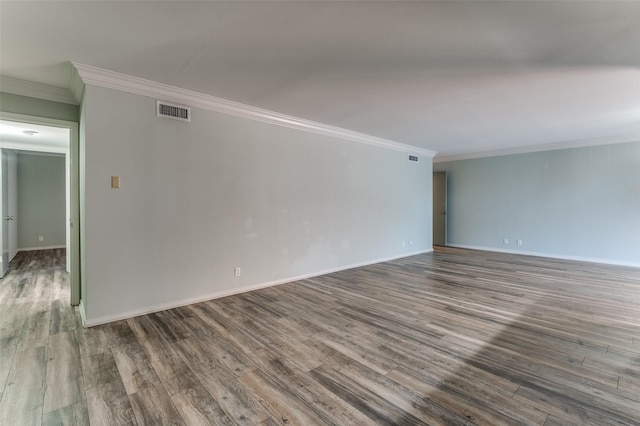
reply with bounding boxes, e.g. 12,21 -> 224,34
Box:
1,1 -> 640,158
0,120 -> 70,152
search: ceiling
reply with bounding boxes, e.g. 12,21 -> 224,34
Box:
1,1 -> 639,159
0,120 -> 70,153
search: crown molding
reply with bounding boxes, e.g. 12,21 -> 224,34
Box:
72,63 -> 436,158
433,133 -> 640,163
0,75 -> 77,105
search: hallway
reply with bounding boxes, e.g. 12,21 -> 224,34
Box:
0,249 -> 87,424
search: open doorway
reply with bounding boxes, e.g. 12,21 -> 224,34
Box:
0,115 -> 79,305
433,171 -> 447,246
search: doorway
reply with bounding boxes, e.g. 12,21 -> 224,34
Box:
0,114 -> 79,305
433,171 -> 447,246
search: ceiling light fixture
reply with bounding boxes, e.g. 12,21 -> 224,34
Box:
22,130 -> 39,136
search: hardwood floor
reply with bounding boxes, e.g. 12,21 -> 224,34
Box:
1,247 -> 639,425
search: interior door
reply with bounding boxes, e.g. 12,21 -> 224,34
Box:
1,150 -> 10,277
433,171 -> 447,246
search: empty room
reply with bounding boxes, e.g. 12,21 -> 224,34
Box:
1,2 -> 639,425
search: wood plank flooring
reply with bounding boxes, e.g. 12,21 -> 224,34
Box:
1,247 -> 639,425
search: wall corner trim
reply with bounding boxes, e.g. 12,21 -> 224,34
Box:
69,65 -> 85,105
71,62 -> 436,157
0,75 -> 77,105
79,300 -> 87,328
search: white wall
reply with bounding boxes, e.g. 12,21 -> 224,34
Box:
17,153 -> 66,249
82,85 -> 432,324
434,141 -> 640,266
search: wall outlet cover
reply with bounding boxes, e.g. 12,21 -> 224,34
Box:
111,176 -> 121,189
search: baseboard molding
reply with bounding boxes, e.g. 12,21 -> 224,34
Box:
83,249 -> 432,327
446,244 -> 640,268
18,245 -> 66,252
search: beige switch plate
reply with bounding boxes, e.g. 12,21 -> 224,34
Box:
111,176 -> 121,189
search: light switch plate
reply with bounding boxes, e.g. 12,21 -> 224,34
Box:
111,176 -> 121,189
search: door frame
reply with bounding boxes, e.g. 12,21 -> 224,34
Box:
1,150 -> 10,277
0,112 -> 80,305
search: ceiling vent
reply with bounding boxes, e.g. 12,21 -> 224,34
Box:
408,155 -> 419,162
156,100 -> 191,122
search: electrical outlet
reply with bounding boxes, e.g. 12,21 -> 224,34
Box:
503,238 -> 509,245
234,267 -> 241,277
38,235 -> 44,242
517,240 -> 523,246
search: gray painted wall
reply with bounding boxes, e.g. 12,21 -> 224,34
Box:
434,141 -> 640,266
17,153 -> 66,249
0,92 -> 79,122
82,84 -> 432,324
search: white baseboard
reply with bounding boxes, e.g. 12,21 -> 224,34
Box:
446,244 -> 640,268
83,249 -> 432,327
18,245 -> 66,252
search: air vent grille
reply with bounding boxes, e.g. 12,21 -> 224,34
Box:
156,101 -> 191,122
408,155 -> 419,162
